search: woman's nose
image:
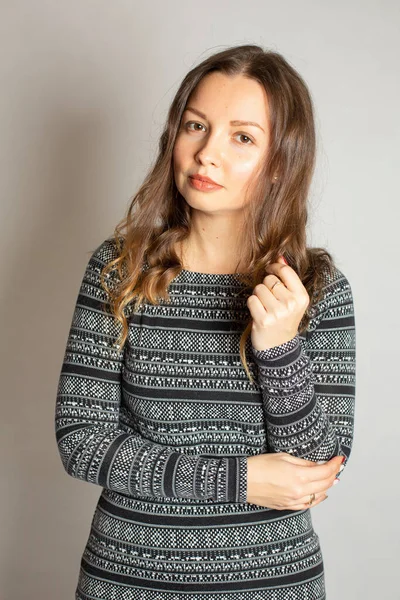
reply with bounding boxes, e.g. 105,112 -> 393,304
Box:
195,134 -> 222,166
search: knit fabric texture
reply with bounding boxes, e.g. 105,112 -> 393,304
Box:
55,238 -> 356,600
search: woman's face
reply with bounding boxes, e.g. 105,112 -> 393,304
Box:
173,72 -> 271,216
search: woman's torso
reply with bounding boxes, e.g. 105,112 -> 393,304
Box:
77,268 -> 324,599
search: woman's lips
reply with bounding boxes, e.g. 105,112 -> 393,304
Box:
188,176 -> 223,191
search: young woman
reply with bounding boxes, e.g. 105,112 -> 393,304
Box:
55,44 -> 356,600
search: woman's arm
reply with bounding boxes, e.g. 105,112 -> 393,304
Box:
251,266 -> 356,475
55,239 -> 247,503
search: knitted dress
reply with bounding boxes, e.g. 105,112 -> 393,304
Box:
55,238 -> 356,600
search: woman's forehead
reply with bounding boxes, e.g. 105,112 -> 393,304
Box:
186,73 -> 270,126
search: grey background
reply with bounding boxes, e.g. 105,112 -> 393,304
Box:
1,1 -> 398,598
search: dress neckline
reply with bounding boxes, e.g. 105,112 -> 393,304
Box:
173,268 -> 251,287
179,267 -> 247,277
142,261 -> 251,285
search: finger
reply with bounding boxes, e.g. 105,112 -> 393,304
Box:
247,293 -> 275,321
282,453 -> 343,474
261,275 -> 292,303
252,282 -> 281,311
293,492 -> 328,507
280,454 -> 321,467
288,494 -> 328,511
298,457 -> 344,482
288,490 -> 327,508
301,475 -> 338,496
262,278 -> 289,302
265,262 -> 304,296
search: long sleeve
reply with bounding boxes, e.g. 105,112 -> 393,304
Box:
55,239 -> 247,503
251,265 -> 355,473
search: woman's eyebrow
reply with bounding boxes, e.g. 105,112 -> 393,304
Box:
184,106 -> 265,134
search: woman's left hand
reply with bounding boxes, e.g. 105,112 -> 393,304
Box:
247,256 -> 310,352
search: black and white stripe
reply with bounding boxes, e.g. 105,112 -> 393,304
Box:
55,238 -> 355,599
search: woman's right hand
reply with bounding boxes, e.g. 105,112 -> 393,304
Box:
246,453 -> 344,510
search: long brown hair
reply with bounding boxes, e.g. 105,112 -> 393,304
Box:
100,44 -> 335,381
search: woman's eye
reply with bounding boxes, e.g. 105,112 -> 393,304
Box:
235,133 -> 254,145
185,121 -> 205,132
184,122 -> 254,145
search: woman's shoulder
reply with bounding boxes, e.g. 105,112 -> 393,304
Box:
308,261 -> 355,326
319,260 -> 350,287
90,236 -> 124,264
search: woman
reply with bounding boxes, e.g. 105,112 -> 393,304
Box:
55,44 -> 356,599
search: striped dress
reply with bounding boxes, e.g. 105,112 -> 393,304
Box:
55,237 -> 356,600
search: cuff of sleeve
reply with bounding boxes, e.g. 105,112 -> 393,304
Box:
237,456 -> 248,503
215,456 -> 248,503
252,334 -> 301,367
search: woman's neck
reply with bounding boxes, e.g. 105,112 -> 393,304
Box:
177,213 -> 248,274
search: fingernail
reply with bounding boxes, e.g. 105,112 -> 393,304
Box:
341,456 -> 346,464
333,478 -> 340,485
322,496 -> 328,502
280,255 -> 288,265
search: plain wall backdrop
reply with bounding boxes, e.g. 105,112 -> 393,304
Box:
1,1 -> 399,598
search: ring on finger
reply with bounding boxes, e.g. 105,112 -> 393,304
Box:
270,279 -> 283,292
309,493 -> 316,506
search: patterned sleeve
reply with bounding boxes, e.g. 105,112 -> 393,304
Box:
251,265 -> 356,476
55,239 -> 247,503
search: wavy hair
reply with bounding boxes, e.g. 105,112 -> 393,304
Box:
100,44 -> 335,381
